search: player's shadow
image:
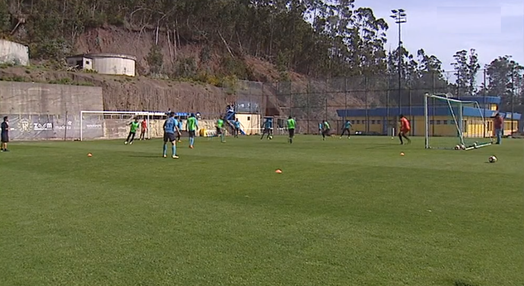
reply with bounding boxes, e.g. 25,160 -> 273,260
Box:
365,144 -> 399,150
129,154 -> 161,159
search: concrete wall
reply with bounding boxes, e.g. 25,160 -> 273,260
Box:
0,40 -> 29,66
93,57 -> 135,77
0,82 -> 103,140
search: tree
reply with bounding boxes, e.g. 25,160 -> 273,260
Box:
146,44 -> 163,74
451,49 -> 480,96
485,56 -> 524,110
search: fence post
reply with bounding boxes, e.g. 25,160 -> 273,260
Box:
306,82 -> 310,134
344,78 -> 348,120
365,75 -> 369,134
64,111 -> 68,141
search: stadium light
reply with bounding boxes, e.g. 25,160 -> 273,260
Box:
390,9 -> 407,118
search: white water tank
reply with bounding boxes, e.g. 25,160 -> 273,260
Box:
0,39 -> 29,66
67,53 -> 136,76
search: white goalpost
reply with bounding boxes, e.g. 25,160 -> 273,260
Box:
80,111 -> 167,141
424,93 -> 493,150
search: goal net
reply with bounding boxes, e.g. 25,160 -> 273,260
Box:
424,93 -> 493,150
80,111 -> 166,141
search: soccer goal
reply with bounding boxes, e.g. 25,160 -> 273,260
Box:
80,111 -> 166,141
424,93 -> 493,150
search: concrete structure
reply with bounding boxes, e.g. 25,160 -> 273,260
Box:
337,96 -> 520,137
66,53 -> 136,76
0,39 -> 29,66
234,113 -> 260,135
0,82 -> 103,140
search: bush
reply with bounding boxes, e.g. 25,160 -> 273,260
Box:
175,57 -> 198,78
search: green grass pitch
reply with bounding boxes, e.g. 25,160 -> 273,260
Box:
0,135 -> 522,286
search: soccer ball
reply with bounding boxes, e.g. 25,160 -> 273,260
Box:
460,144 -> 466,150
268,135 -> 273,140
454,145 -> 461,150
488,155 -> 498,163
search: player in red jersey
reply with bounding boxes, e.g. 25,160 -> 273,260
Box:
398,114 -> 411,145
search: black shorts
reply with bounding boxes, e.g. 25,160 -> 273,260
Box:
1,132 -> 8,143
263,128 -> 270,133
189,130 -> 196,137
216,127 -> 222,135
288,129 -> 295,137
235,128 -> 239,133
163,132 -> 176,143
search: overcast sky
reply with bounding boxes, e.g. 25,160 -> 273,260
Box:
361,0 -> 524,71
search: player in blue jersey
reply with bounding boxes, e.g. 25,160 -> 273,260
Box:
234,118 -> 241,138
340,120 -> 352,138
163,112 -> 180,159
260,118 -> 273,140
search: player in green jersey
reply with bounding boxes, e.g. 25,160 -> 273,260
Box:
322,120 -> 331,140
186,113 -> 199,148
125,118 -> 140,145
216,118 -> 225,143
287,116 -> 296,144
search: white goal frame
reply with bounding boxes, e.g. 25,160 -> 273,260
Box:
424,93 -> 492,150
80,110 -> 167,141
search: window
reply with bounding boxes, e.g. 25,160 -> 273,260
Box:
436,120 -> 441,125
86,61 -> 91,65
371,120 -> 376,124
247,117 -> 250,121
356,120 -> 360,124
377,120 -> 381,124
430,120 -> 434,124
441,120 -> 447,125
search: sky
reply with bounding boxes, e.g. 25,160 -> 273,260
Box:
361,0 -> 524,72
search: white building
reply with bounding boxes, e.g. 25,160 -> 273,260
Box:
0,39 -> 29,66
66,53 -> 136,76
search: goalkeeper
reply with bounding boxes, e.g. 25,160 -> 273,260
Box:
398,114 -> 411,145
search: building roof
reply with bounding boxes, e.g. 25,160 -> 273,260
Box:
66,53 -> 137,61
337,106 -> 521,120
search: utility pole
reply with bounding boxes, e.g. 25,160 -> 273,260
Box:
391,9 -> 407,118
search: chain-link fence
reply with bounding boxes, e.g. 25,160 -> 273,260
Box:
230,69 -> 524,136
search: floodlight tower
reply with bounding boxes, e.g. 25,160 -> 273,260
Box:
390,9 -> 407,118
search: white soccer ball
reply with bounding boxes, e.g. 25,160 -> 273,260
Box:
454,145 -> 461,150
460,144 -> 466,150
489,155 -> 498,163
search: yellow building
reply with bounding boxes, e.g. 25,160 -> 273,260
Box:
337,96 -> 520,137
